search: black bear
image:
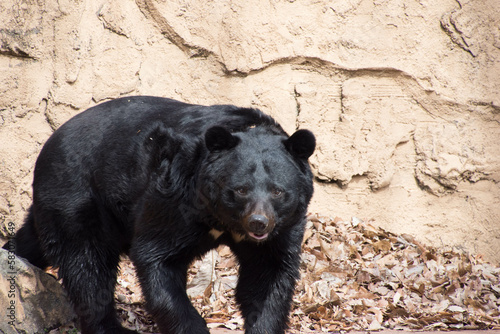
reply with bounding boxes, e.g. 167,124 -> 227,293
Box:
4,96 -> 315,334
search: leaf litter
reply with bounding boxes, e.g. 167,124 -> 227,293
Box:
52,214 -> 500,333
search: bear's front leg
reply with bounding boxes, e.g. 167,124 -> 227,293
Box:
131,242 -> 210,334
232,227 -> 304,334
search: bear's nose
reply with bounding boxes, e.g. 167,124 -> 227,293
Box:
248,214 -> 269,233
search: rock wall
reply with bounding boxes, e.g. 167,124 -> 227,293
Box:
1,0 -> 499,262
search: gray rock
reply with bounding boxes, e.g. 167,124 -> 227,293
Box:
0,248 -> 75,334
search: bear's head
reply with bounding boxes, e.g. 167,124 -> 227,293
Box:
198,126 -> 315,242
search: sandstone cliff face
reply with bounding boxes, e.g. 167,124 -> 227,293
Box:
1,0 -> 499,262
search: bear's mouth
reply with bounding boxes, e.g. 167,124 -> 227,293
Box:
248,232 -> 269,241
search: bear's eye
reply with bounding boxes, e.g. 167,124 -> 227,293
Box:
272,188 -> 284,198
235,187 -> 248,196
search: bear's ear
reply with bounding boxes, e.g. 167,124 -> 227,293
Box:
284,129 -> 316,159
205,126 -> 240,152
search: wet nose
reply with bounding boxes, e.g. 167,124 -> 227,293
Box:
248,214 -> 269,233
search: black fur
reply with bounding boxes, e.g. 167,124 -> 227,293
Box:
3,96 -> 315,334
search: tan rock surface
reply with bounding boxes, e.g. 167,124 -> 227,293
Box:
0,0 -> 499,262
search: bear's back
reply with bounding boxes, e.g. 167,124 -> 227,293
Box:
52,96 -> 284,142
